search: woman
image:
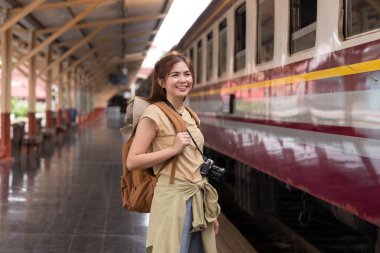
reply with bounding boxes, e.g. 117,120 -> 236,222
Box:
127,51 -> 220,253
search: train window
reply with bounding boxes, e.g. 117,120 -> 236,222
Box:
196,40 -> 203,84
289,0 -> 317,54
206,32 -> 213,81
189,47 -> 194,62
344,0 -> 380,37
218,19 -> 227,77
234,3 -> 246,71
257,0 -> 274,64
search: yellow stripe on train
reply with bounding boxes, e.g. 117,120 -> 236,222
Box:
190,59 -> 380,97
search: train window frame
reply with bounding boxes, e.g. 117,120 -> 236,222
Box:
234,2 -> 246,72
343,0 -> 380,38
189,47 -> 194,63
196,39 -> 203,84
206,31 -> 213,82
256,0 -> 275,65
218,18 -> 228,77
289,0 -> 317,54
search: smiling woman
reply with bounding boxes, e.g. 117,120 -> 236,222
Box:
127,51 -> 220,253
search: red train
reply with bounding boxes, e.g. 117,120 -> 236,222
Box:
169,0 -> 380,249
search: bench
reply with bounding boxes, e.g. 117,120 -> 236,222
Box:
22,134 -> 43,146
216,213 -> 257,253
21,134 -> 43,155
42,128 -> 56,138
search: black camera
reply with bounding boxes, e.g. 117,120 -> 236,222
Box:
200,158 -> 226,182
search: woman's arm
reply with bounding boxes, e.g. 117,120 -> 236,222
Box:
214,219 -> 219,236
126,117 -> 191,170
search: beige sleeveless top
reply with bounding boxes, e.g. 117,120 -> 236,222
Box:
140,104 -> 204,183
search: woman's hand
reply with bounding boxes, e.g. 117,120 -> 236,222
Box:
214,219 -> 219,236
171,132 -> 191,155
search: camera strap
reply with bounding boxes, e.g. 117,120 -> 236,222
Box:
164,99 -> 206,161
186,129 -> 206,161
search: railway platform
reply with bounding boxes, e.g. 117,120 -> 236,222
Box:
0,108 -> 257,253
2,1 -> 380,252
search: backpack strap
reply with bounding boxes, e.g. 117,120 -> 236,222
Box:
154,102 -> 187,184
155,102 -> 187,132
184,106 -> 200,128
122,132 -> 135,177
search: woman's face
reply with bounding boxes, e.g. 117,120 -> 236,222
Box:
160,61 -> 193,101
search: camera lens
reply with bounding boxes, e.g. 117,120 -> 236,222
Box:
209,165 -> 226,182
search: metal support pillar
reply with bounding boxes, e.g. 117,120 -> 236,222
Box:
0,29 -> 12,158
56,63 -> 63,128
28,31 -> 37,135
72,67 -> 79,124
66,71 -> 72,126
45,44 -> 54,129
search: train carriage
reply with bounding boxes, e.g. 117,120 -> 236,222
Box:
169,0 -> 380,251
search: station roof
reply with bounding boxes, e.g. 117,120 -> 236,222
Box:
1,0 -> 173,90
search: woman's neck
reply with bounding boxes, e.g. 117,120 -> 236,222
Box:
166,97 -> 183,111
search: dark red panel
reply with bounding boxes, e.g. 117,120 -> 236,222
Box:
201,123 -> 380,227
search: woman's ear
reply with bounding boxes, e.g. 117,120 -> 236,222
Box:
158,79 -> 165,88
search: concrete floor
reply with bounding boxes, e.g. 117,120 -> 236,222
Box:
0,109 -> 148,253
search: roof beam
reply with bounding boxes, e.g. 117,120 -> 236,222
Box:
86,53 -> 146,66
9,0 -> 117,15
50,42 -> 109,80
12,0 -> 103,70
54,29 -> 158,47
85,58 -> 123,85
0,0 -> 46,34
103,30 -> 157,42
84,40 -> 149,65
37,14 -> 166,34
44,25 -> 105,73
85,56 -> 143,86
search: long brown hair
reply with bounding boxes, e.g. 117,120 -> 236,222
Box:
148,51 -> 195,103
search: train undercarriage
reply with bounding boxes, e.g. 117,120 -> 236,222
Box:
206,147 -> 380,253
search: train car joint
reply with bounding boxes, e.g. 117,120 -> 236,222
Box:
376,229 -> 380,253
298,193 -> 311,228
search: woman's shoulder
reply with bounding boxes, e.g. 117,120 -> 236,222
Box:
142,103 -> 177,134
142,104 -> 168,122
143,104 -> 162,114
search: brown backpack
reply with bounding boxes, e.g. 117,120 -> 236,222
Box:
120,100 -> 197,213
